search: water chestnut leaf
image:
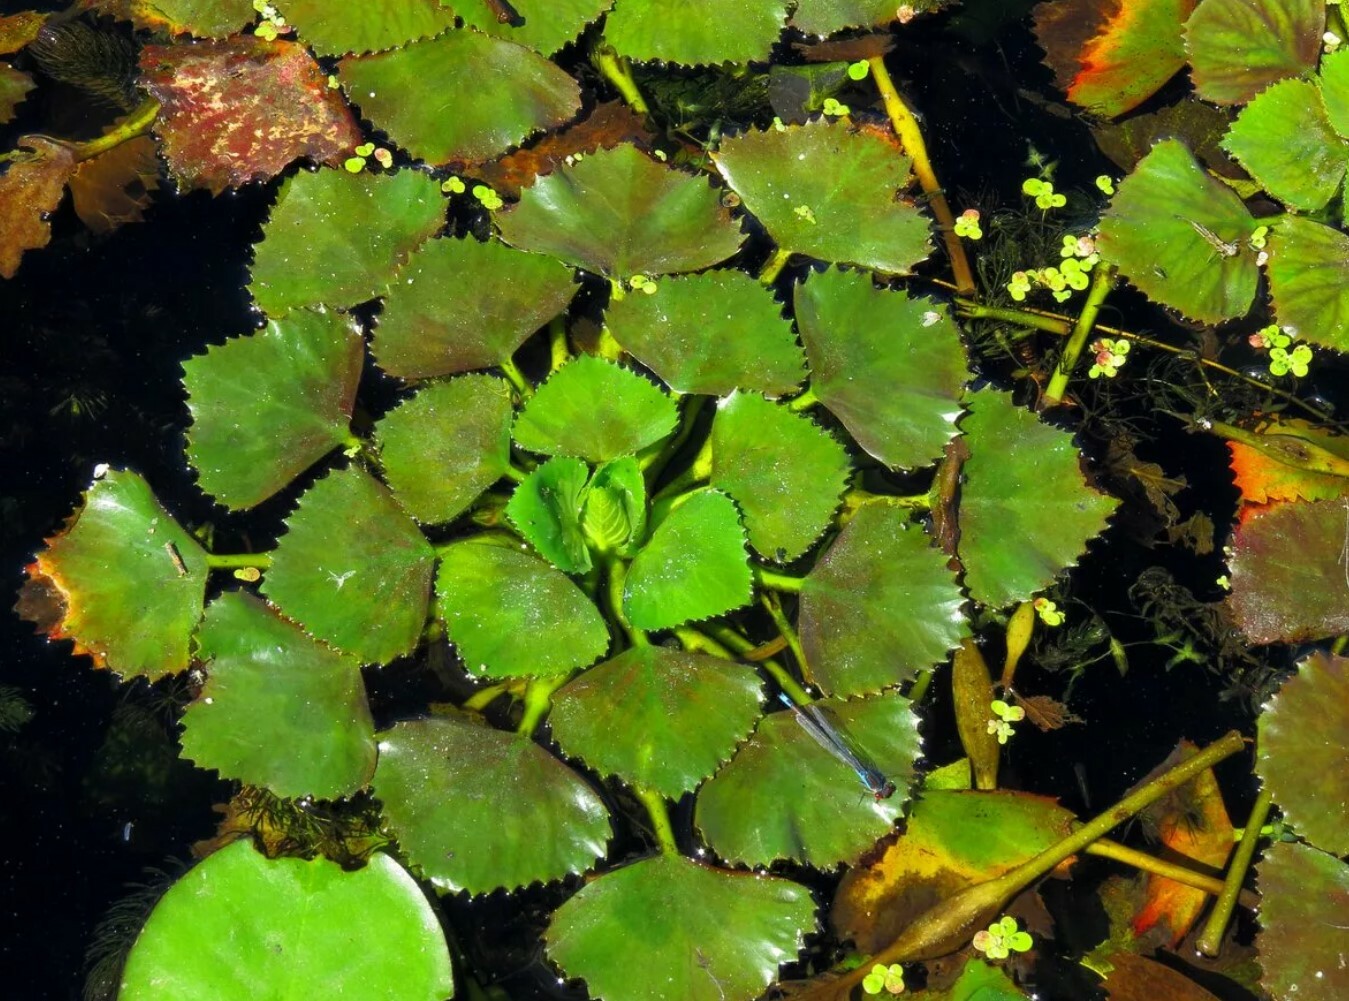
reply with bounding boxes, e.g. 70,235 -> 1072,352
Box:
623,489 -> 753,630
1318,49 -> 1349,137
1184,0 -> 1323,106
789,1 -> 918,35
124,0 -> 255,38
695,691 -> 919,867
603,269 -> 805,397
496,144 -> 745,278
958,391 -> 1118,609
261,465 -> 436,665
249,167 -> 444,317
372,235 -> 578,379
505,456 -> 593,574
1265,216 -> 1349,353
458,0 -> 613,56
713,119 -> 933,276
582,457 -> 647,557
272,0 -> 458,57
605,0 -> 788,66
375,375 -> 515,524
710,391 -> 851,562
119,840 -> 453,1001
17,470 -> 207,680
794,267 -> 968,471
799,505 -> 967,696
1254,840 -> 1349,1001
546,853 -> 815,1001
183,308 -> 363,510
512,355 -> 678,462
338,31 -> 582,165
374,716 -> 611,895
182,591 -> 376,800
436,543 -> 609,678
549,645 -> 763,798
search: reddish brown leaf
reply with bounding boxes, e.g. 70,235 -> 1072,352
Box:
1228,421 -> 1349,509
0,61 -> 35,123
138,37 -> 363,194
1102,951 -> 1223,1001
0,135 -> 78,279
0,11 -> 46,54
69,134 -> 161,234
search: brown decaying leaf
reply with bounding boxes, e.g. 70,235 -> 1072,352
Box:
1015,692 -> 1082,731
69,134 -> 161,234
952,638 -> 999,790
1102,950 -> 1223,1001
0,11 -> 46,55
0,136 -> 78,279
1032,0 -> 1113,95
1166,511 -> 1214,554
138,37 -> 363,194
791,35 -> 894,64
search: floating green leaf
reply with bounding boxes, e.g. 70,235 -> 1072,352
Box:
458,0 -> 613,56
18,470 -> 207,680
582,457 -> 647,557
495,144 -> 744,277
695,692 -> 918,867
710,392 -> 850,562
794,268 -> 967,470
124,0 -> 255,38
605,0 -> 788,65
261,466 -> 436,664
506,456 -> 593,574
1184,0 -> 1322,105
512,355 -> 678,462
375,375 -> 515,525
549,645 -> 763,797
712,120 -> 932,275
183,308 -> 362,510
789,0 -> 909,35
799,505 -> 967,696
436,542 -> 609,678
338,31 -> 582,165
273,0 -> 458,57
1257,651 -> 1349,855
249,167 -> 443,316
372,236 -> 577,380
374,717 -> 611,894
1317,49 -> 1349,137
546,854 -> 815,1001
182,591 -> 376,800
1097,139 -> 1257,324
1266,216 -> 1349,354
1254,840 -> 1349,1001
603,270 -> 805,397
120,841 -> 452,1000
623,490 -> 753,631
958,391 -> 1118,609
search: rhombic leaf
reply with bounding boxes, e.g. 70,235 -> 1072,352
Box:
458,0 -> 613,56
604,0 -> 788,66
374,716 -> 611,895
1254,840 -> 1349,1001
505,456 -> 593,574
274,0 -> 458,58
789,0 -> 909,35
1184,0 -> 1322,106
1266,216 -> 1349,354
184,307 -> 363,510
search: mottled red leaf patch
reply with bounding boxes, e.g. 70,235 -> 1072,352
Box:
0,136 -> 77,278
139,37 -> 363,194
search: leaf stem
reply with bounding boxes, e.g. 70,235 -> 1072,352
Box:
650,432 -> 712,504
867,56 -> 975,296
1195,783 -> 1274,956
1086,837 -> 1258,911
502,463 -> 527,484
517,676 -> 567,737
463,681 -> 511,712
644,395 -> 708,479
786,385 -> 818,412
548,315 -> 570,374
673,626 -> 734,659
603,556 -> 647,646
594,43 -> 650,116
499,357 -> 532,398
758,247 -> 792,286
1043,263 -> 1116,405
634,785 -> 679,854
69,98 -> 161,162
204,552 -> 272,570
755,566 -> 804,593
702,623 -> 805,700
760,591 -> 809,678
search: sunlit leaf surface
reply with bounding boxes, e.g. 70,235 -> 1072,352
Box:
1266,216 -> 1349,353
1255,840 -> 1349,1001
789,0 -> 910,35
458,0 -> 613,56
605,0 -> 788,65
0,136 -> 76,279
505,456 -> 593,574
278,0 -> 457,57
1184,0 -> 1322,105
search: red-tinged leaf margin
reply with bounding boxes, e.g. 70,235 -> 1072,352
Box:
0,135 -> 76,279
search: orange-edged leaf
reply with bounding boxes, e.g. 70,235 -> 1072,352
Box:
69,134 -> 161,235
1227,421 -> 1349,509
1131,741 -> 1233,945
138,37 -> 363,194
0,12 -> 45,54
0,136 -> 76,279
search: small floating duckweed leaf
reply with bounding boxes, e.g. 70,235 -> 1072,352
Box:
373,717 -> 611,895
505,456 -> 593,574
605,0 -> 788,65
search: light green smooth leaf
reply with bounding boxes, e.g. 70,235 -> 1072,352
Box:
375,375 -> 515,525
249,167 -> 443,317
18,470 -> 207,680
799,505 -> 967,696
512,355 -> 678,462
1266,215 -> 1349,353
505,456 -> 594,574
184,308 -> 362,510
1255,841 -> 1349,1001
119,840 -> 453,1001
459,0 -> 612,56
623,489 -> 753,630
436,542 -> 609,678
374,717 -> 611,894
1185,0 -> 1322,105
710,391 -> 851,562
958,390 -> 1118,608
182,591 -> 376,800
582,456 -> 647,557
604,270 -> 805,397
338,31 -> 581,165
605,0 -> 788,65
1097,138 -> 1258,323
546,854 -> 815,1001
496,144 -> 745,278
712,119 -> 933,275
261,466 -> 436,665
695,692 -> 919,867
794,268 -> 967,470
276,0 -> 458,57
1222,78 -> 1348,212
372,236 -> 577,380
549,645 -> 764,797
789,0 -> 914,35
